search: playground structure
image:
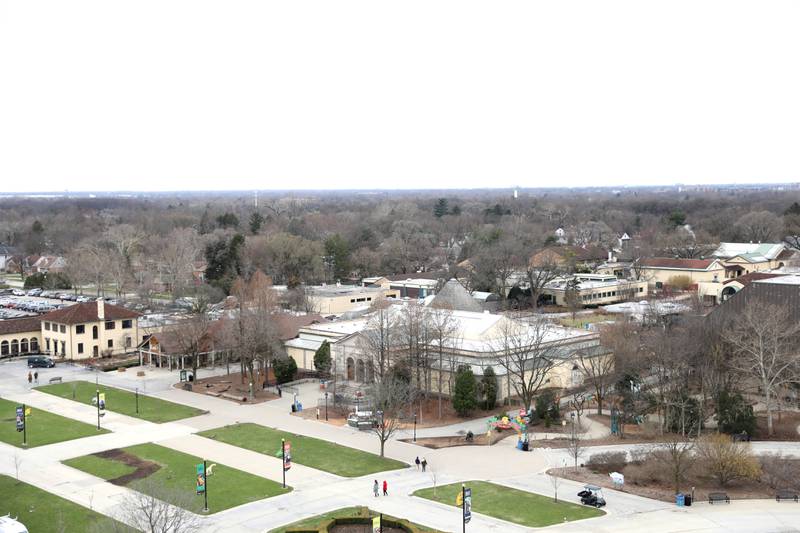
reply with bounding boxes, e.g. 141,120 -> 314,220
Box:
487,409 -> 530,450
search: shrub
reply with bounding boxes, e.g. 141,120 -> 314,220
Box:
586,451 -> 627,473
273,356 -> 298,384
667,275 -> 693,291
535,390 -> 560,422
313,341 -> 332,376
759,452 -> 800,490
624,461 -> 669,486
696,434 -> 761,487
715,389 -> 756,436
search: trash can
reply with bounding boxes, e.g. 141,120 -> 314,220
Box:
291,404 -> 297,413
684,494 -> 692,506
675,493 -> 685,507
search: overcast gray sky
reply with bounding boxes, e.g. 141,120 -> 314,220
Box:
1,1 -> 799,192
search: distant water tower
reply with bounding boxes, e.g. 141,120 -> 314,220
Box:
513,187 -> 519,199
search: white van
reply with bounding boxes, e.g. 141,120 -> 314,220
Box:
0,515 -> 29,533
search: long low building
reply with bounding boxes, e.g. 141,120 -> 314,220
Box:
541,274 -> 648,307
0,299 -> 143,360
285,302 -> 610,401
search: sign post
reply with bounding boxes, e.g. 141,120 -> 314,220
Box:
16,405 -> 27,446
461,484 -> 471,532
196,461 -> 208,512
96,390 -> 106,430
282,439 -> 291,488
372,514 -> 382,533
135,388 -> 139,414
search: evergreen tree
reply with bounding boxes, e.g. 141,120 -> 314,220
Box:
324,234 -> 351,281
480,366 -> 498,410
273,356 -> 298,384
314,340 -> 332,376
249,212 -> 265,235
452,365 -> 478,416
434,198 -> 449,218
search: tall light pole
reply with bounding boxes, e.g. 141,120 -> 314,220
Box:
413,413 -> 417,442
96,389 -> 100,430
324,392 -> 328,421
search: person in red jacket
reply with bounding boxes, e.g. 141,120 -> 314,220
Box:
382,479 -> 388,496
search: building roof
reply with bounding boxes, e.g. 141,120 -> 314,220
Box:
722,272 -> 785,286
640,257 -> 721,270
531,245 -> 608,264
273,313 -> 325,340
0,317 -> 41,335
39,301 -> 141,325
711,275 -> 800,325
0,244 -> 16,256
429,279 -> 482,312
712,242 -> 786,261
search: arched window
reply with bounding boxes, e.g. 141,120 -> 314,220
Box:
1,341 -> 8,356
367,360 -> 375,383
20,339 -> 29,353
11,340 -> 19,355
92,325 -> 99,339
356,360 -> 366,382
346,357 -> 355,380
30,338 -> 39,353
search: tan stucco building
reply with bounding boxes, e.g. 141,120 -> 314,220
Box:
307,284 -> 400,315
40,300 -> 142,359
0,317 -> 41,357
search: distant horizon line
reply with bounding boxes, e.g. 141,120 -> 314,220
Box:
2,181 -> 800,196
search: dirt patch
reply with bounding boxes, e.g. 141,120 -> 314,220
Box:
550,465 -> 777,503
179,371 -> 279,404
94,449 -> 161,486
329,527 -> 406,533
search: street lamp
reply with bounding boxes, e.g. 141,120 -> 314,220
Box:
413,413 -> 417,442
324,391 -> 329,421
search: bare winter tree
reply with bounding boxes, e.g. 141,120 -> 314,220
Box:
367,374 -> 414,457
548,469 -> 564,502
492,316 -> 560,415
104,478 -> 200,533
168,301 -> 210,381
525,258 -> 562,309
565,433 -> 585,470
427,305 -> 460,418
358,298 -> 397,382
13,452 -> 22,481
722,303 -> 800,436
734,210 -> 782,243
156,227 -> 201,298
652,436 -> 695,495
585,321 -> 635,415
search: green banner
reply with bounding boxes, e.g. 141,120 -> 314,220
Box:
196,463 -> 205,493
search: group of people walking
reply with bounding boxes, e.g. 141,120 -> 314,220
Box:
373,479 -> 389,497
414,456 -> 428,471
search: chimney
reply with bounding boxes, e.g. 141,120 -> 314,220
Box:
97,298 -> 105,320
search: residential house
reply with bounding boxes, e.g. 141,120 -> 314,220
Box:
0,244 -> 16,272
529,245 -> 609,271
711,242 -> 793,278
29,255 -> 67,274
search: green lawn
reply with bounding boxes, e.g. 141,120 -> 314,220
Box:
36,380 -> 205,423
269,506 -> 445,533
198,423 -> 406,477
64,443 -> 289,513
413,480 -> 604,528
0,397 -> 107,448
0,474 -> 129,533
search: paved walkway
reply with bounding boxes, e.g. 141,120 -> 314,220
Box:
2,359 -> 800,532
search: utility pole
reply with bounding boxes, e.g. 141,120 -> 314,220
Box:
413,413 -> 417,442
96,390 -> 100,430
325,392 -> 328,421
281,438 -> 286,488
135,388 -> 139,414
22,404 -> 27,446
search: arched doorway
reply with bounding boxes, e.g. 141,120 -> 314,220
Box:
356,360 -> 366,382
92,325 -> 98,339
20,339 -> 29,353
721,286 -> 738,301
10,340 -> 19,355
30,338 -> 38,352
346,357 -> 355,380
1,341 -> 8,356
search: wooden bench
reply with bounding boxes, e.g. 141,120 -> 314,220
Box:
708,492 -> 730,504
48,376 -> 62,384
776,489 -> 799,502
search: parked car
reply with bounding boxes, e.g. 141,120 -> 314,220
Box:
12,289 -> 25,296
26,288 -> 42,296
27,356 -> 55,368
346,411 -> 378,430
76,296 -> 91,303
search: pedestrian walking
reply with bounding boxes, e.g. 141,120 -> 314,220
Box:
373,480 -> 380,497
34,371 -> 38,384
27,371 -> 32,385
415,456 -> 421,470
278,386 -> 282,398
383,480 -> 388,496
421,458 -> 427,472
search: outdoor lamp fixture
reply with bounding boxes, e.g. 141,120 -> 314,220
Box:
413,413 -> 417,442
